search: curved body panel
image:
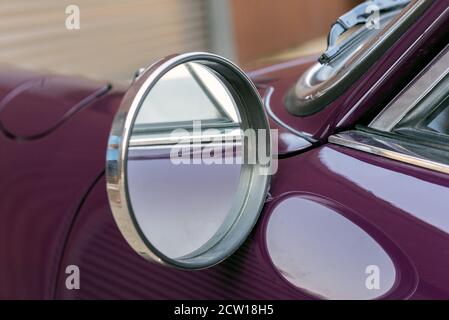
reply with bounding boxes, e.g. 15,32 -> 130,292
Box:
0,69 -> 122,298
54,145 -> 449,299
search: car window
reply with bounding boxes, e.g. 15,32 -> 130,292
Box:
329,44 -> 449,176
370,44 -> 449,150
427,100 -> 449,135
395,92 -> 449,139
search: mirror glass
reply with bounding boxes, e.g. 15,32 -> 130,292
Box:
126,62 -> 244,260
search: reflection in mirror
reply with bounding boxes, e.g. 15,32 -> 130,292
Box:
126,62 -> 244,259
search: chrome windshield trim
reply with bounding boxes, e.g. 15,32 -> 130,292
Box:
319,0 -> 411,64
286,0 -> 431,116
337,7 -> 449,128
329,130 -> 449,175
370,44 -> 449,131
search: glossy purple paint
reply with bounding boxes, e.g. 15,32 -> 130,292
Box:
0,0 -> 448,299
54,143 -> 449,299
0,69 -> 123,299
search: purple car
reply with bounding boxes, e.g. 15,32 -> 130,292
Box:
1,0 -> 449,300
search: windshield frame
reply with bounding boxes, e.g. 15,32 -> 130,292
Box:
286,0 -> 432,117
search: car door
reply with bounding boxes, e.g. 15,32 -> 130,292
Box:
322,44 -> 449,299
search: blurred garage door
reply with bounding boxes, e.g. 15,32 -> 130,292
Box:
0,0 -> 209,81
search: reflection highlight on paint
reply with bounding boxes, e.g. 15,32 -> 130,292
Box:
266,196 -> 396,300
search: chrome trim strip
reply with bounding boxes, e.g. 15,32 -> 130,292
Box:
329,131 -> 449,175
338,5 -> 449,127
370,44 -> 449,131
288,0 -> 431,116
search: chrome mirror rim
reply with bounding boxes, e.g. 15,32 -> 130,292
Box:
106,52 -> 272,269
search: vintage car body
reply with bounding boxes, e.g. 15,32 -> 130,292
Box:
1,0 -> 449,299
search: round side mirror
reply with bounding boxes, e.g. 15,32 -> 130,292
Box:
106,52 -> 273,269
